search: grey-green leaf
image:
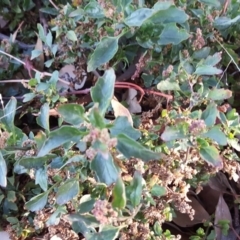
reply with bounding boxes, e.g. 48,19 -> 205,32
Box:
38,126 -> 84,156
25,192 -> 49,212
35,167 -> 48,191
194,65 -> 222,75
57,103 -> 85,125
91,68 -> 115,115
87,37 -> 119,72
158,23 -> 189,45
117,134 -> 160,161
56,179 -> 79,205
110,116 -> 141,140
199,146 -> 223,168
90,152 -> 119,186
36,103 -> 50,132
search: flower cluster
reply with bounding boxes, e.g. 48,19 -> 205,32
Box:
162,65 -> 174,78
83,128 -> 117,160
189,119 -> 207,136
192,28 -> 205,50
91,199 -> 118,224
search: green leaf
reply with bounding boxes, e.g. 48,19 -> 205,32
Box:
199,0 -> 220,7
78,195 -> 95,214
124,8 -> 153,27
40,7 -> 59,15
57,103 -> 85,125
199,146 -> 223,168
46,31 -> 53,48
112,177 -> 126,209
207,89 -> 232,101
0,151 -> 7,187
161,125 -> 188,141
157,80 -> 181,91
158,23 -> 189,45
36,103 -> 50,132
151,185 -> 166,197
23,93 -> 36,102
1,97 -> 17,132
201,103 -> 218,127
110,116 -> 141,140
66,30 -> 78,42
69,8 -> 85,18
84,1 -> 104,18
35,167 -> 48,191
117,134 -> 160,161
129,171 -> 143,207
194,65 -> 222,75
88,107 -> 107,129
214,16 -> 240,30
201,126 -> 227,146
18,154 -> 56,169
91,68 -> 115,115
150,5 -> 189,24
87,37 -> 119,71
37,23 -> 46,42
203,52 -> 222,66
31,49 -> 43,60
87,225 -> 121,240
56,179 -> 79,205
25,191 -> 49,212
46,205 -> 67,226
90,152 -> 119,186
38,126 -> 84,156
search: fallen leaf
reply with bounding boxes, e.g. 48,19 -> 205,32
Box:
214,194 -> 232,240
111,97 -> 133,126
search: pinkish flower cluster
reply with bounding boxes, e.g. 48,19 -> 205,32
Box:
189,119 -> 206,135
192,28 -> 205,50
83,128 -> 118,160
91,199 -> 118,224
162,65 -> 174,78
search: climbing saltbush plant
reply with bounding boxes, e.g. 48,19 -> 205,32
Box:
1,0 -> 240,239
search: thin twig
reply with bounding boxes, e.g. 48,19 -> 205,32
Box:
49,0 -> 59,10
0,49 -> 70,85
215,38 -> 240,72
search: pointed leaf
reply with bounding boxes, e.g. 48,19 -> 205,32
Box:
1,97 -> 17,132
25,191 -> 48,212
201,126 -> 227,146
90,152 -> 119,186
110,116 -> 140,140
129,171 -> 143,207
56,179 -> 79,205
18,154 -> 56,169
112,177 -> 126,209
66,30 -> 77,42
35,167 -> 48,191
157,80 -> 181,91
199,146 -> 223,168
36,103 -> 50,132
38,126 -> 84,157
201,103 -> 218,127
87,225 -> 121,240
91,69 -> 115,115
57,103 -> 85,125
117,134 -> 160,161
87,37 -> 119,71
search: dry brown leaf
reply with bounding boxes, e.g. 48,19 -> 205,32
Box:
111,97 -> 133,126
198,184 -> 221,215
0,16 -> 8,28
173,195 -> 210,227
214,194 -> 232,240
